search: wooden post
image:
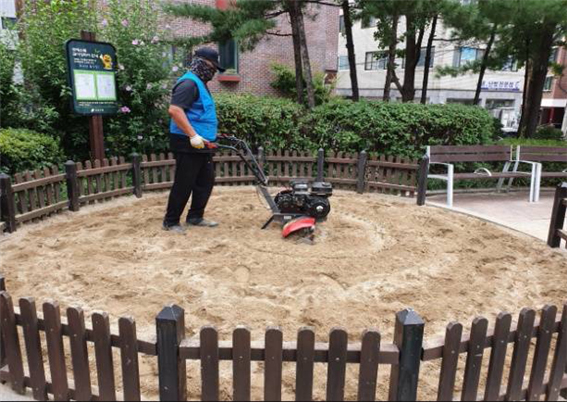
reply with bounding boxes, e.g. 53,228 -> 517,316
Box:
356,151 -> 368,194
0,173 -> 17,233
258,147 -> 265,170
548,183 -> 567,247
157,305 -> 187,402
81,30 -> 105,161
388,309 -> 425,402
65,161 -> 80,212
131,153 -> 142,198
417,155 -> 429,206
0,275 -> 5,377
316,148 -> 325,182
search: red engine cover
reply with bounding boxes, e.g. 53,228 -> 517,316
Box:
282,217 -> 316,238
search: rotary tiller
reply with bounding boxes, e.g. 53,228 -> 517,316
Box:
214,135 -> 333,239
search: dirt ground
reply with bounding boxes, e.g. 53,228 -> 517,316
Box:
1,187 -> 566,401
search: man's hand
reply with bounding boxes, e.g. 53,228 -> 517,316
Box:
190,134 -> 205,149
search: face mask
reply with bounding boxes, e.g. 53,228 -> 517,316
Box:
190,57 -> 217,82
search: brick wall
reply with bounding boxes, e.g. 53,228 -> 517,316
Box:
544,46 -> 567,101
168,0 -> 339,95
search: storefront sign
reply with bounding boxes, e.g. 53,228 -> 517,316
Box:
481,80 -> 521,92
66,39 -> 118,115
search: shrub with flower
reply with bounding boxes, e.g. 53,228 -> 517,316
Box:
5,0 -> 183,160
100,0 -> 181,157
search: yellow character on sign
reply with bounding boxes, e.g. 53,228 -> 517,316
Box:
100,54 -> 113,70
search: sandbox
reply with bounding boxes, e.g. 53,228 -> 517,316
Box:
1,187 -> 566,400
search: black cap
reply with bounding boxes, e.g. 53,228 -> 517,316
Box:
194,47 -> 226,73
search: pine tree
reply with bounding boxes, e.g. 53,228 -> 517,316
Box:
164,0 -> 332,109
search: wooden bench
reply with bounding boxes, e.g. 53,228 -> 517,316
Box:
426,145 -> 541,207
515,146 -> 567,201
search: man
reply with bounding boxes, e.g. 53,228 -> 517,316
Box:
163,47 -> 225,233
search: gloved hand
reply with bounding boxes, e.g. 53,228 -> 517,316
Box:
190,134 -> 205,149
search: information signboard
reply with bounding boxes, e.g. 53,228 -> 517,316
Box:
66,39 -> 119,115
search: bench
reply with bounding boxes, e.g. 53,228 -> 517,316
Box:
425,145 -> 541,207
514,146 -> 567,201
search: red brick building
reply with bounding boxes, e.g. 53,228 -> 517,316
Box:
169,0 -> 340,95
541,46 -> 567,133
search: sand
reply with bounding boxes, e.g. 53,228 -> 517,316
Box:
1,186 -> 566,400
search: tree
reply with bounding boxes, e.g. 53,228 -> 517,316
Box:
500,0 -> 567,138
164,0 -> 332,109
359,0 -> 441,103
441,0 -> 567,137
340,0 -> 359,101
440,0 -> 512,106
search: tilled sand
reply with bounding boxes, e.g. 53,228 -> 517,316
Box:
1,187 -> 566,400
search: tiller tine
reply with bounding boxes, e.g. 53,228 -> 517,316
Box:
282,217 -> 316,240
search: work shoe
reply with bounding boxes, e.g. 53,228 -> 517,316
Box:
162,223 -> 187,234
186,218 -> 219,228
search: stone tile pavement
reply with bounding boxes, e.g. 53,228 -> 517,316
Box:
428,190 -> 556,242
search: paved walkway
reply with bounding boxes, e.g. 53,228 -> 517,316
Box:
428,190 -> 555,242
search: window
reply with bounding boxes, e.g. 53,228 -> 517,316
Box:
501,58 -> 518,72
417,47 -> 435,68
446,98 -> 475,105
365,52 -> 387,70
1,17 -> 17,30
550,48 -> 559,64
544,77 -> 554,92
338,56 -> 349,71
339,15 -> 345,34
454,47 -> 483,67
485,99 -> 514,110
218,39 -> 238,73
361,17 -> 377,29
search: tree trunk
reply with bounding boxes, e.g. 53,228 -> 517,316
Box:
294,1 -> 316,109
522,21 -> 557,138
288,1 -> 305,105
421,14 -> 438,104
342,0 -> 359,101
473,23 -> 497,106
402,16 -> 425,103
384,13 -> 399,102
517,41 -> 531,137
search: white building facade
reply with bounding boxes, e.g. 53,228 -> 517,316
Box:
0,0 -> 17,46
336,17 -> 526,131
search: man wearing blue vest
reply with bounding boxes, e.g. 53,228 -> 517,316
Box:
163,47 -> 225,233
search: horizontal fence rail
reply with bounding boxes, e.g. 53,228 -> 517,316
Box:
0,149 -> 421,234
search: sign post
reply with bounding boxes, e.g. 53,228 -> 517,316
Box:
66,32 -> 118,161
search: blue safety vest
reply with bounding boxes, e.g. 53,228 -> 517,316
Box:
170,72 -> 218,142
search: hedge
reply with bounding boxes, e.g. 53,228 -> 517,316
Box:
0,128 -> 63,175
216,95 -> 497,159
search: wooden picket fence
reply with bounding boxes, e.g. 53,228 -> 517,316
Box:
0,273 -> 566,401
0,149 -> 423,233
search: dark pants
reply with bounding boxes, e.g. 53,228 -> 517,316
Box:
164,152 -> 215,226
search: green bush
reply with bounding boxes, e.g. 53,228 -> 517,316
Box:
0,128 -> 63,174
534,124 -> 564,141
301,99 -> 496,158
0,41 -> 16,123
216,94 -> 312,150
216,95 -> 496,159
10,0 -> 177,160
270,63 -> 335,106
